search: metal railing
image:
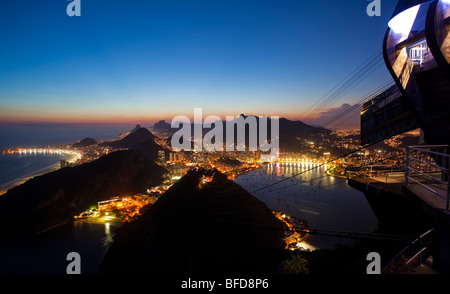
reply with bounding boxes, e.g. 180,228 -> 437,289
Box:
405,145 -> 450,211
382,228 -> 435,274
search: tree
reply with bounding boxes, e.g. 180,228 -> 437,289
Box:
281,254 -> 310,274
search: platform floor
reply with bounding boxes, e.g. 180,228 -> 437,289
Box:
404,182 -> 449,212
362,173 -> 449,212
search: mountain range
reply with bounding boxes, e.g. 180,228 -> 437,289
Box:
153,115 -> 330,152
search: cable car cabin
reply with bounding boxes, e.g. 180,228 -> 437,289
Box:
381,0 -> 450,145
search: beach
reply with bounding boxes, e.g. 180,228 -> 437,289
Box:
0,152 -> 78,195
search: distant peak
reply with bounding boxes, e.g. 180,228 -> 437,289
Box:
71,137 -> 97,148
130,124 -> 142,133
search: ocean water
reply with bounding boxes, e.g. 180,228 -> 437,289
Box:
0,219 -> 120,274
0,162 -> 378,274
0,124 -> 131,273
0,124 -> 131,151
0,152 -> 69,189
234,163 -> 378,249
0,124 -> 131,191
0,125 -> 378,273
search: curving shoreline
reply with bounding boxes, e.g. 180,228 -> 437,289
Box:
0,152 -> 77,195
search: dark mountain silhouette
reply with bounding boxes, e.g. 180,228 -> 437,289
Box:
164,115 -> 329,152
130,124 -> 142,133
152,120 -> 172,134
130,139 -> 168,162
100,127 -> 157,149
0,150 -> 167,241
99,168 -> 286,275
71,137 -> 97,148
278,117 -> 330,152
99,127 -> 168,162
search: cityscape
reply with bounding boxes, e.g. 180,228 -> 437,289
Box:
1,127 -> 421,184
0,0 -> 449,290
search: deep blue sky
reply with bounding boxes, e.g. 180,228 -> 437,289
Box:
0,0 -> 398,127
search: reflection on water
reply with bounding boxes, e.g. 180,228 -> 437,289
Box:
0,152 -> 71,191
103,222 -> 114,248
0,219 -> 121,274
0,162 -> 378,273
234,163 -> 378,249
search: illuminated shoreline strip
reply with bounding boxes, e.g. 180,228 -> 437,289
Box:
275,160 -> 327,165
12,148 -> 82,163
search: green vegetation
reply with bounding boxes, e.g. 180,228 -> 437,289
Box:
281,254 -> 310,274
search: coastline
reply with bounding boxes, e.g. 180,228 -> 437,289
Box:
0,152 -> 77,195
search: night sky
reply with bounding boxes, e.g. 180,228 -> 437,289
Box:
0,0 -> 398,128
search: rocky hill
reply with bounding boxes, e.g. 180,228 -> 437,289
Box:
71,137 -> 97,148
99,168 -> 286,275
0,150 -> 167,240
100,127 -> 157,149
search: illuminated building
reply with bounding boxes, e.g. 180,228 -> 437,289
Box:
158,150 -> 165,164
169,151 -> 184,162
